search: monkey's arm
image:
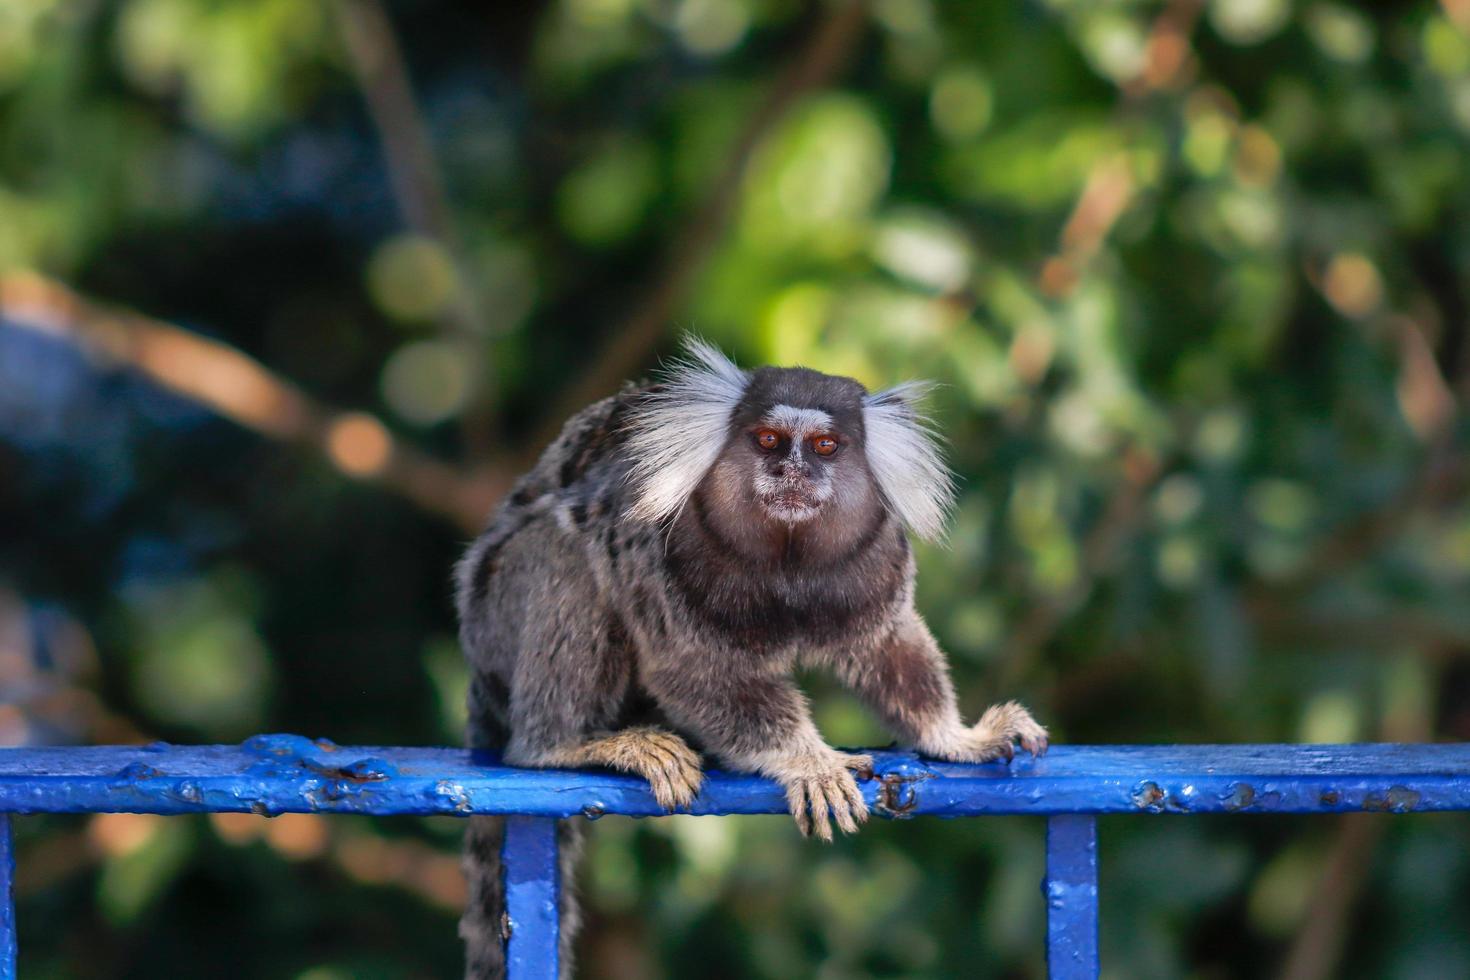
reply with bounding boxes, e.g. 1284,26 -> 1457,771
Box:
643,661 -> 871,841
833,608 -> 1048,763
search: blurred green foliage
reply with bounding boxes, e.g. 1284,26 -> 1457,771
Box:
2,0 -> 1470,976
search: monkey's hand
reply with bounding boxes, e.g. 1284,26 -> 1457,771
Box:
919,701 -> 1049,764
771,749 -> 873,843
553,727 -> 705,812
619,727 -> 705,811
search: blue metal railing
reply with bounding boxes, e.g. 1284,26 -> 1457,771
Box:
3,735 -> 1469,978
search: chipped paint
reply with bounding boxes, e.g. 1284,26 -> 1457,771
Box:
1131,781 -> 1166,811
1363,786 -> 1421,813
873,771 -> 926,818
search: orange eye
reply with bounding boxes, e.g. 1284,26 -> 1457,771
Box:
756,429 -> 780,451
812,435 -> 838,456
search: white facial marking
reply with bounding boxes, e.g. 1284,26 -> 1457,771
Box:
626,337 -> 749,524
764,405 -> 833,441
752,404 -> 835,525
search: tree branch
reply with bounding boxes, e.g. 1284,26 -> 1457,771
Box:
0,272 -> 503,533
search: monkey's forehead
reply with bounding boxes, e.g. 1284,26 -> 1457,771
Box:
730,366 -> 868,434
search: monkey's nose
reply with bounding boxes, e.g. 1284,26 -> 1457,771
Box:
775,460 -> 810,479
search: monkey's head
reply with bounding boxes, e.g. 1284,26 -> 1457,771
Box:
626,339 -> 954,550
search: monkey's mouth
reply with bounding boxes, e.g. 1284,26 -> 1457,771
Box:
758,486 -> 824,523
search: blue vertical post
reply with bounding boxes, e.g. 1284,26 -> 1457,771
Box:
0,815 -> 15,980
1044,814 -> 1099,979
502,816 -> 560,980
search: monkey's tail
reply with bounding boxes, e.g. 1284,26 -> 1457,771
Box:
461,816 -> 586,980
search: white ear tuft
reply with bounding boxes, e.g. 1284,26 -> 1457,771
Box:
625,337 -> 749,524
863,382 -> 956,541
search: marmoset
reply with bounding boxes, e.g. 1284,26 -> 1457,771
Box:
455,340 -> 1047,979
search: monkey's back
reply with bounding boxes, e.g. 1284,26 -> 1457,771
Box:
454,385 -> 663,747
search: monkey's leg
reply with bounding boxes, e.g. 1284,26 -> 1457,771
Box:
834,609 -> 1048,764
458,517 -> 621,979
644,666 -> 871,842
540,727 -> 704,811
485,531 -> 702,811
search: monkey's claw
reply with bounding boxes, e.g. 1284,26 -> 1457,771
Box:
923,701 -> 1049,765
974,701 -> 1049,763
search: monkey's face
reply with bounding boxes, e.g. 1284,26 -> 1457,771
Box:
634,346 -> 953,554
745,407 -> 842,524
704,366 -> 880,536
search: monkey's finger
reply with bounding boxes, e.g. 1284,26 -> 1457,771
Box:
667,739 -> 701,769
843,754 -> 875,781
810,794 -> 835,843
803,780 -> 835,843
820,777 -> 857,836
787,783 -> 814,838
647,771 -> 677,812
669,765 -> 703,809
649,747 -> 686,784
639,740 -> 679,771
830,785 -> 861,835
837,773 -> 869,825
653,762 -> 692,811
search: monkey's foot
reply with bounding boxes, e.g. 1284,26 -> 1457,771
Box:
559,727 -> 705,812
776,751 -> 872,843
923,701 -> 1049,764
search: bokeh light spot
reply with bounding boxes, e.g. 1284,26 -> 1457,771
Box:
129,580 -> 274,737
1322,252 -> 1384,318
742,94 -> 891,250
1080,12 -> 1148,84
1209,0 -> 1290,46
870,209 -> 972,293
89,813 -> 163,858
381,340 -> 475,426
674,0 -> 749,57
366,235 -> 459,324
265,813 -> 329,860
556,140 -> 659,247
1305,4 -> 1373,64
1424,15 -> 1470,77
1247,478 -> 1314,532
209,812 -> 266,845
327,412 -> 393,477
929,65 -> 993,142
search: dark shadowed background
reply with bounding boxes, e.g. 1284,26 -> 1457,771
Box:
2,0 -> 1470,976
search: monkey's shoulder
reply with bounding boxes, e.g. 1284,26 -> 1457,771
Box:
504,384 -> 656,510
